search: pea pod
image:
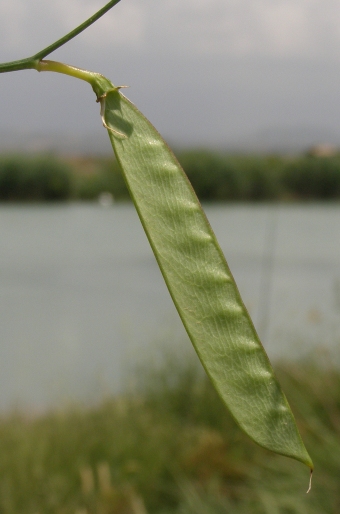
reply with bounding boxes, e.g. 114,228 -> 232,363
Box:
91,84 -> 312,471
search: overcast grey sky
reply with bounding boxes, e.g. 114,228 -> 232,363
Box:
1,0 -> 340,151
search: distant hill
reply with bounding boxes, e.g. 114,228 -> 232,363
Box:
227,125 -> 340,154
0,125 -> 339,155
0,130 -> 112,156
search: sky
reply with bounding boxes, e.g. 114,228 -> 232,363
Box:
1,0 -> 340,152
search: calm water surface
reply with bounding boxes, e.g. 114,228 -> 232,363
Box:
0,203 -> 339,410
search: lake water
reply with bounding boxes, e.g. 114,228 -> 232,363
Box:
0,203 -> 340,411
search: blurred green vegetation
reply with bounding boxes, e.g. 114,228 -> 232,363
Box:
178,151 -> 283,201
2,151 -> 340,202
0,155 -> 72,201
0,350 -> 338,513
0,155 -> 129,203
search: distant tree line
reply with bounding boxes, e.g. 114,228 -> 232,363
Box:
178,150 -> 340,201
0,155 -> 72,201
1,151 -> 340,202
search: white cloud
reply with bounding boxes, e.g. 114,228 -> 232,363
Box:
0,0 -> 145,57
2,0 -> 340,61
82,1 -> 146,48
144,0 -> 340,59
0,0 -> 28,51
257,2 -> 311,56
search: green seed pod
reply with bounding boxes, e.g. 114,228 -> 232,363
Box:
99,86 -> 313,472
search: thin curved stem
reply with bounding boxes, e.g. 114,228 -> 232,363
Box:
36,59 -> 113,98
0,0 -> 121,74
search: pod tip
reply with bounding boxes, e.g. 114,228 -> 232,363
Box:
306,469 -> 313,494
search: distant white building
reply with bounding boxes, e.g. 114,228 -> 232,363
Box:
307,144 -> 338,157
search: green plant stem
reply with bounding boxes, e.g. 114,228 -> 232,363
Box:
36,60 -> 112,98
0,0 -> 121,74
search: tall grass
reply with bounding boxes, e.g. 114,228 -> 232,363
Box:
0,349 -> 338,513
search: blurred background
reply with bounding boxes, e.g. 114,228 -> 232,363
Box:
0,1 -> 339,513
2,0 -> 340,152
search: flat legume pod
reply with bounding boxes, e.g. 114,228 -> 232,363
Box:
101,86 -> 312,470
